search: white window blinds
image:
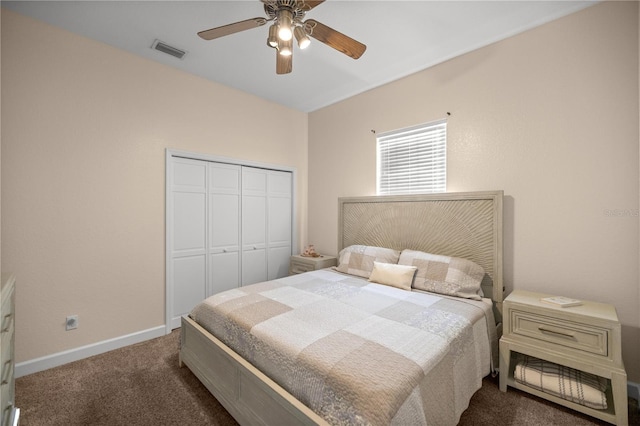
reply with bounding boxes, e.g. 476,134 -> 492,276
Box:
376,119 -> 446,195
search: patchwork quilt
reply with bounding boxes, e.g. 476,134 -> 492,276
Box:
190,269 -> 496,425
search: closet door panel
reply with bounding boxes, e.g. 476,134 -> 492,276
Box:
210,164 -> 241,192
173,256 -> 206,317
210,252 -> 239,294
268,246 -> 292,280
210,194 -> 239,249
268,196 -> 292,245
242,167 -> 268,285
241,194 -> 267,284
242,248 -> 267,285
241,195 -> 266,248
267,170 -> 292,280
209,163 -> 241,295
170,158 -> 208,326
172,159 -> 207,255
174,192 -> 206,254
268,171 -> 292,196
242,168 -> 268,194
174,160 -> 207,187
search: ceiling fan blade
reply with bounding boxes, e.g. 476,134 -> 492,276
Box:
302,1 -> 325,11
276,50 -> 292,75
304,19 -> 366,59
198,17 -> 267,41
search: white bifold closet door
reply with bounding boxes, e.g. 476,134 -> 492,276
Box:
171,158 -> 208,326
266,170 -> 293,280
241,167 -> 292,284
169,157 -> 292,329
209,163 -> 241,295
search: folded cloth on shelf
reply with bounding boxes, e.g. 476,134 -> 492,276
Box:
514,356 -> 608,410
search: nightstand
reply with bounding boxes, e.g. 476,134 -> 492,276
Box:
289,254 -> 337,275
499,290 -> 627,425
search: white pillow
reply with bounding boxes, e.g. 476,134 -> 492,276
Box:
368,261 -> 417,291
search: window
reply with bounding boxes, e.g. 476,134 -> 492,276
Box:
376,119 -> 446,195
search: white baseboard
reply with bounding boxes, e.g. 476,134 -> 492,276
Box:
15,325 -> 167,378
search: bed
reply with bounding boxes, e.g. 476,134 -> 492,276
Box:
180,191 -> 504,425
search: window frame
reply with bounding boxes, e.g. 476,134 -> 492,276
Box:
376,119 -> 447,195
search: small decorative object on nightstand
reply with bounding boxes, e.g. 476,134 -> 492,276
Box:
499,290 -> 627,425
301,245 -> 319,258
289,254 -> 337,275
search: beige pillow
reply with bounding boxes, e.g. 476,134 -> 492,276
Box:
398,249 -> 485,300
335,245 -> 401,278
368,262 -> 417,291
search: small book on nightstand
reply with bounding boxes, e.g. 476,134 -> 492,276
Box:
540,296 -> 582,308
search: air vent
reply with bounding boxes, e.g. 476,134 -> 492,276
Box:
151,39 -> 187,60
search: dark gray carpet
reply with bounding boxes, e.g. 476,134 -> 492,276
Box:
16,330 -> 639,425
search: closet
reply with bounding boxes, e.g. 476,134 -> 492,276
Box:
167,152 -> 294,330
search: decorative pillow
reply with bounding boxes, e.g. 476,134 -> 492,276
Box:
335,245 -> 401,279
398,249 -> 484,300
368,262 -> 417,291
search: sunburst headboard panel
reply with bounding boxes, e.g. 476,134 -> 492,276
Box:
338,191 -> 504,312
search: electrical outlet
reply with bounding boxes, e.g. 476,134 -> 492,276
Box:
66,315 -> 79,331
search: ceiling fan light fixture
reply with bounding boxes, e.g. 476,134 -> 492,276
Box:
197,0 -> 367,75
278,37 -> 293,56
267,24 -> 279,48
277,9 -> 293,41
294,26 -> 310,49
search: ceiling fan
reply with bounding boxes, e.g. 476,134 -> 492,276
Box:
197,0 -> 366,75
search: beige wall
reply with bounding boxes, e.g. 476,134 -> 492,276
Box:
1,9 -> 308,362
308,1 -> 640,381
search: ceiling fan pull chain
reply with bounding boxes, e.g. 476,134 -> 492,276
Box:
304,20 -> 317,36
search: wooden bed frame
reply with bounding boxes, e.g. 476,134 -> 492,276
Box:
180,190 -> 504,425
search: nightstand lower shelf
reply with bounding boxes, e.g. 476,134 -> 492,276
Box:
500,340 -> 628,425
503,351 -> 618,424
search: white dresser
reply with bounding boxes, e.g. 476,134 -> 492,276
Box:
0,274 -> 18,426
499,290 -> 627,425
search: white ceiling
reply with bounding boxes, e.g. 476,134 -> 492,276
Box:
3,0 -> 597,112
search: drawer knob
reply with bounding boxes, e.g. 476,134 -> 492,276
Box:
538,326 -> 576,339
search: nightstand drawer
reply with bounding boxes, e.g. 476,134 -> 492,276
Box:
289,260 -> 314,275
510,310 -> 608,356
289,255 -> 337,275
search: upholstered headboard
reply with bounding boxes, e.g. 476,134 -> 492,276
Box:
338,191 -> 504,313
